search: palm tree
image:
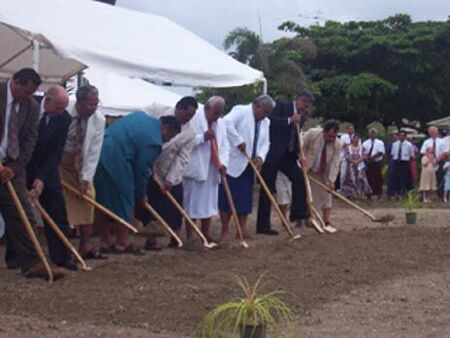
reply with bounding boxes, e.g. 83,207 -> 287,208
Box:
223,28 -> 261,64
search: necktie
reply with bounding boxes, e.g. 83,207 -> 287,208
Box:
319,143 -> 327,176
74,117 -> 85,179
252,120 -> 259,159
432,139 -> 436,157
397,141 -> 403,160
368,140 -> 375,158
7,101 -> 19,160
208,122 -> 221,168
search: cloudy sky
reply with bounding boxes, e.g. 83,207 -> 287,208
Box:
117,0 -> 449,48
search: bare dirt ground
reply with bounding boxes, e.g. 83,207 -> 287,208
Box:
0,204 -> 449,338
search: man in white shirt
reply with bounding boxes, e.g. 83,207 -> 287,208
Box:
136,96 -> 199,250
219,95 -> 274,241
420,126 -> 448,197
391,130 -> 415,197
362,128 -> 385,199
183,96 -> 229,242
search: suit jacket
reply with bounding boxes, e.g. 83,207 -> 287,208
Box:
183,107 -> 229,182
27,111 -> 72,189
303,128 -> 342,183
0,82 -> 40,175
223,104 -> 270,178
266,100 -> 306,164
68,106 -> 105,182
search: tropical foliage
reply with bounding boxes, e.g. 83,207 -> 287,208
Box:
198,14 -> 450,131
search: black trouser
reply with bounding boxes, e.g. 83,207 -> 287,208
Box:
135,177 -> 183,230
0,174 -> 39,272
393,161 -> 412,196
39,186 -> 71,265
256,151 -> 309,232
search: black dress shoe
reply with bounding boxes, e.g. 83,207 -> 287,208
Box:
57,259 -> 78,271
256,229 -> 279,236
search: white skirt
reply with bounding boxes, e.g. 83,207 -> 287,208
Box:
183,164 -> 219,219
275,172 -> 291,205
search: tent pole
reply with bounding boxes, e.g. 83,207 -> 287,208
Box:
262,78 -> 268,94
32,39 -> 40,72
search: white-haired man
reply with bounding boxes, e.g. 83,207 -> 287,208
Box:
183,96 -> 229,241
219,95 -> 274,241
420,126 -> 448,199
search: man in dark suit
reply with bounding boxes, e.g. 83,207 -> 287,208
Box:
27,86 -> 76,270
0,68 -> 64,280
256,90 -> 314,235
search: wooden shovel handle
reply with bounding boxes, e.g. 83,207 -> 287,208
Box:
295,124 -> 326,227
308,175 -> 377,221
152,177 -> 214,248
210,141 -> 248,246
61,181 -> 138,233
32,198 -> 91,271
0,163 -> 53,282
243,153 -> 297,238
220,172 -> 248,247
144,203 -> 183,248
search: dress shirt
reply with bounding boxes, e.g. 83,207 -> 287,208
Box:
362,138 -> 385,162
420,137 -> 447,158
391,140 -> 414,161
0,81 -> 20,161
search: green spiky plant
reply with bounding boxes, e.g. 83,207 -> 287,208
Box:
199,273 -> 294,338
404,190 -> 420,212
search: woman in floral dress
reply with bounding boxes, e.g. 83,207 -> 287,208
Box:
341,134 -> 373,198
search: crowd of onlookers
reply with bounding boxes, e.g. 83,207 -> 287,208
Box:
335,124 -> 450,203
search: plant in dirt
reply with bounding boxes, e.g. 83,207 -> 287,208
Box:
404,190 -> 420,212
199,273 -> 294,338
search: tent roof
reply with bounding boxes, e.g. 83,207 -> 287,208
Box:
427,116 -> 450,127
0,0 -> 264,88
81,69 -> 182,117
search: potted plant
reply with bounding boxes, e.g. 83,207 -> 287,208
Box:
199,274 -> 294,338
404,190 -> 419,225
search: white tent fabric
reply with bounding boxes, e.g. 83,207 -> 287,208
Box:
0,0 -> 264,88
81,69 -> 182,116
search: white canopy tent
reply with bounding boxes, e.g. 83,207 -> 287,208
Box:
79,69 -> 182,117
0,0 -> 265,88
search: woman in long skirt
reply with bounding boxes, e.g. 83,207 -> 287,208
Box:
341,135 -> 372,198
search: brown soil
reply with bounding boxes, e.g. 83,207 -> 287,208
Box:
0,206 -> 449,337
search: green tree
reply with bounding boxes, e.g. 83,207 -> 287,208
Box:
223,27 -> 261,64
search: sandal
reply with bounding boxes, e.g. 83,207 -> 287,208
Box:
82,248 -> 108,260
111,243 -> 144,256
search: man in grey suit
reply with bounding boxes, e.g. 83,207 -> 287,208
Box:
0,68 -> 64,280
